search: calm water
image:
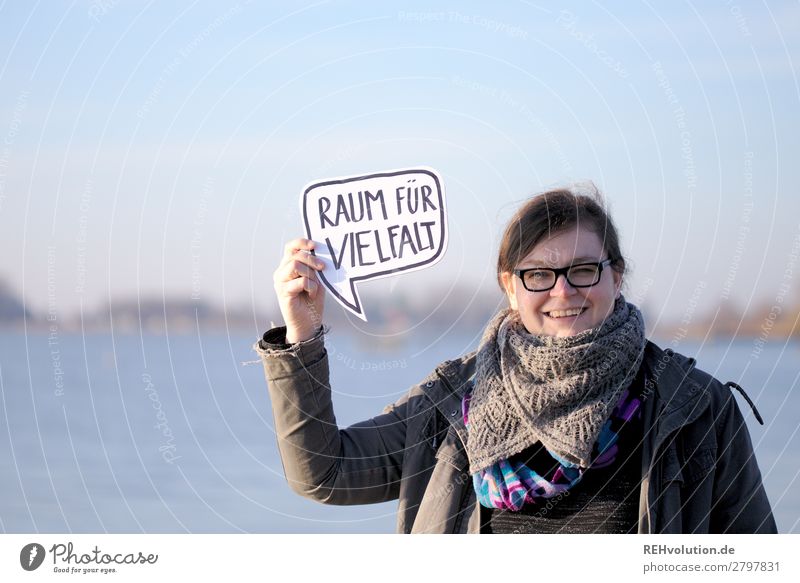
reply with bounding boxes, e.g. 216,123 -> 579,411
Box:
1,329 -> 798,533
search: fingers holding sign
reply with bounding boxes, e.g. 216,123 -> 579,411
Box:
274,238 -> 326,343
279,240 -> 321,285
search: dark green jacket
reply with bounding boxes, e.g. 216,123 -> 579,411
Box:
256,327 -> 777,534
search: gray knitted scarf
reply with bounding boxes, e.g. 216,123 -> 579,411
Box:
466,296 -> 646,474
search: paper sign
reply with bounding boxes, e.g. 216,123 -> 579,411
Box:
301,167 -> 447,321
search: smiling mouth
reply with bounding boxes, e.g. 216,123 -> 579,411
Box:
543,307 -> 587,319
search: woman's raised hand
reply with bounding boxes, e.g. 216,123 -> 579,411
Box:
273,238 -> 326,343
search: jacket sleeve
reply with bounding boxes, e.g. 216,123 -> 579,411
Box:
255,326 -> 409,505
710,388 -> 778,533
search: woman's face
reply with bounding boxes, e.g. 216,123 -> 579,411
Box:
501,226 -> 622,337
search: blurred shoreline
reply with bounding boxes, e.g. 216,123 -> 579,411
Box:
2,279 -> 798,341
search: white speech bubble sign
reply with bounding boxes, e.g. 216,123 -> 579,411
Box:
301,167 -> 447,321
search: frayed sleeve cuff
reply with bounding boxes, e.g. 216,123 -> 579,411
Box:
252,326 -> 327,376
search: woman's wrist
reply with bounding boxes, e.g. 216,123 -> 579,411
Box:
285,324 -> 319,344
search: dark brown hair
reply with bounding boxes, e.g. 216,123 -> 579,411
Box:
496,183 -> 626,290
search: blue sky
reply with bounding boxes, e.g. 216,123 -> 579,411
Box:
1,0 -> 799,325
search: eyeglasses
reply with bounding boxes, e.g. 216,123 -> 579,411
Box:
513,258 -> 615,292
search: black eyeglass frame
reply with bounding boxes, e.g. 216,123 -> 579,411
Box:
513,258 -> 616,292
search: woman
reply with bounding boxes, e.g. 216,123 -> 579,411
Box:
256,186 -> 777,534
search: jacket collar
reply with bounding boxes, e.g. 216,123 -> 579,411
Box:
418,352 -> 476,447
640,341 -> 711,449
641,341 -> 706,409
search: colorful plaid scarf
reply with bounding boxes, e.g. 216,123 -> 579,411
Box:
463,386 -> 642,510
